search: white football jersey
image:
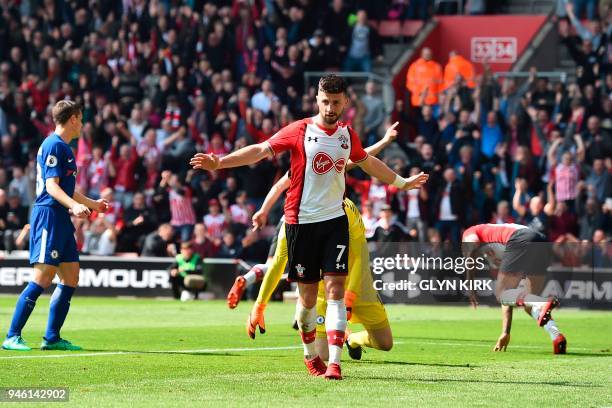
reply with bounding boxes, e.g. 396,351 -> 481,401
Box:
266,117 -> 368,224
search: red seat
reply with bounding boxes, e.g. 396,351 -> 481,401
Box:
401,20 -> 424,37
375,20 -> 424,38
377,20 -> 401,37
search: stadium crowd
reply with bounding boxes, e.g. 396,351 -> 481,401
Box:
0,0 -> 609,272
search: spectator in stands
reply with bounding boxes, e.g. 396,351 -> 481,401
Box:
168,174 -> 197,242
192,223 -> 220,260
480,111 -> 504,160
86,146 -> 113,199
407,47 -> 443,107
513,185 -> 555,238
3,190 -> 28,252
369,204 -> 410,255
570,0 -> 599,21
8,167 -> 31,204
98,188 -> 123,229
217,229 -> 242,258
433,168 -> 464,244
119,192 -> 157,253
491,200 -> 515,224
396,166 -> 429,241
406,0 -> 430,20
323,0 -> 350,47
549,200 -> 579,242
251,79 -> 278,115
553,150 -> 582,208
204,198 -> 227,242
0,189 -> 7,248
585,158 -> 611,202
363,81 -> 385,145
467,0 -> 487,15
82,215 -> 117,256
110,126 -> 139,207
240,229 -> 269,266
415,105 -> 439,146
576,181 -> 606,240
141,224 -> 176,257
360,201 -> 378,239
343,10 -> 378,72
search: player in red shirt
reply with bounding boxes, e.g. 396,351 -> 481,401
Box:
191,75 -> 428,380
462,223 -> 567,354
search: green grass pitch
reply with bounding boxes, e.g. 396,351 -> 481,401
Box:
0,296 -> 610,407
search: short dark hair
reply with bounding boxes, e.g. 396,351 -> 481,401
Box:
318,74 -> 347,95
52,100 -> 82,125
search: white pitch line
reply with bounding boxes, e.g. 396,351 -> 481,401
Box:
0,345 -> 301,360
0,341 -> 605,360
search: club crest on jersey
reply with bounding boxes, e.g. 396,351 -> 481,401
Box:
312,152 -> 346,175
51,250 -> 59,259
295,264 -> 305,278
46,155 -> 58,168
338,134 -> 349,149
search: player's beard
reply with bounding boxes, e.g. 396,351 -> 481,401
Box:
322,110 -> 343,125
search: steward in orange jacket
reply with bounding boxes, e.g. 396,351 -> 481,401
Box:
406,47 -> 443,107
443,51 -> 475,91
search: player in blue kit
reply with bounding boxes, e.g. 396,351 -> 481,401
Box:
2,100 -> 109,351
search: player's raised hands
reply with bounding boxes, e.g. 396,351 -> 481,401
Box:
71,203 -> 91,218
93,199 -> 110,213
246,302 -> 266,339
402,172 -> 429,190
251,209 -> 268,231
382,121 -> 399,143
190,153 -> 220,171
494,333 -> 511,352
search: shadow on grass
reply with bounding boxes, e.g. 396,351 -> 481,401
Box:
394,335 -> 492,344
355,377 -> 603,388
564,351 -> 612,357
351,360 -> 476,368
79,348 -> 307,359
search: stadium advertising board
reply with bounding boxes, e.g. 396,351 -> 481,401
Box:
0,255 -> 238,298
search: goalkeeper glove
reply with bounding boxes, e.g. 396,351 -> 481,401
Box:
344,290 -> 356,321
246,302 -> 266,339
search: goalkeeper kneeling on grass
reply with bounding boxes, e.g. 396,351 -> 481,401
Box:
168,241 -> 207,301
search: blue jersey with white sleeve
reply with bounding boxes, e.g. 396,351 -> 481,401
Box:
30,133 -> 80,266
35,133 -> 77,211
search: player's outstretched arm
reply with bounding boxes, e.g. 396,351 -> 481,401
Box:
45,178 -> 91,218
73,191 -> 109,213
358,155 -> 429,190
252,172 -> 290,230
190,142 -> 272,171
346,121 -> 398,171
494,306 -> 513,352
